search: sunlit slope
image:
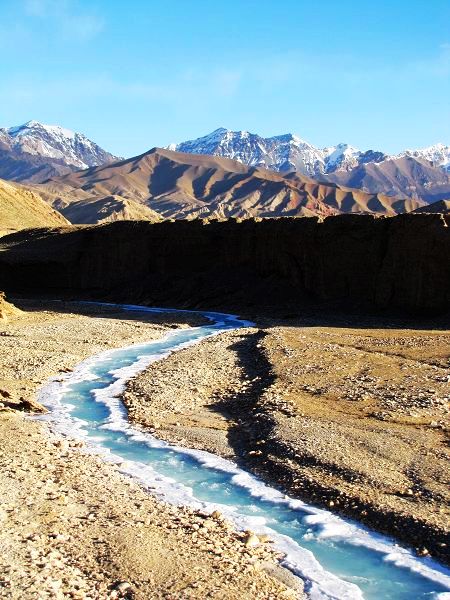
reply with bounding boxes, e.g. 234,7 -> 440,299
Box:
0,177 -> 69,235
36,148 -> 424,222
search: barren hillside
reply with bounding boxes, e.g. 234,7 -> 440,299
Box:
36,148 -> 424,223
0,177 -> 68,236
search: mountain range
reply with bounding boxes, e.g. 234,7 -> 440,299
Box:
1,121 -> 450,203
34,147 -> 423,224
171,128 -> 450,202
0,120 -> 449,231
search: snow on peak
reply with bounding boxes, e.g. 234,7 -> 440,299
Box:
400,143 -> 450,171
9,120 -> 76,140
22,119 -> 42,129
323,143 -> 361,171
170,128 -> 329,176
4,120 -> 118,169
168,127 -> 450,179
42,123 -> 76,140
169,128 -> 379,176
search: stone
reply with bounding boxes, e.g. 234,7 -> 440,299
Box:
113,581 -> 132,595
243,531 -> 260,548
54,439 -> 70,453
17,397 -> 48,413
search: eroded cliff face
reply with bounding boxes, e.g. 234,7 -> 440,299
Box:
0,214 -> 449,313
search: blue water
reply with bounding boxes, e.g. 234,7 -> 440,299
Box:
38,304 -> 450,600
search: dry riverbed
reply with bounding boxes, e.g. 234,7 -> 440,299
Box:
123,316 -> 450,564
0,299 -> 301,600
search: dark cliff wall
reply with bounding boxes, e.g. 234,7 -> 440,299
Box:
0,214 -> 449,313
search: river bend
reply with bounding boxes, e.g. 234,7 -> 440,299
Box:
36,303 -> 450,600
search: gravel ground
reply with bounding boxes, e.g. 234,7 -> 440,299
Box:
0,299 -> 301,600
123,320 -> 450,564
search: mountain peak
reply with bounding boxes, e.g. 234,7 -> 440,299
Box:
409,142 -> 448,152
212,127 -> 229,134
8,120 -> 77,141
400,143 -> 450,171
171,128 -> 332,176
24,119 -> 42,128
270,133 -> 309,145
167,127 -> 450,183
0,120 -> 120,181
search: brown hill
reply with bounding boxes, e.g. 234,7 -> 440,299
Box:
412,199 -> 450,214
52,195 -> 161,224
35,148 -> 424,223
0,177 -> 69,236
327,156 -> 450,203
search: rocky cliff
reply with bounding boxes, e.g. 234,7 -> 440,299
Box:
0,214 -> 449,313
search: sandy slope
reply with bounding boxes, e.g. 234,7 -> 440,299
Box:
0,178 -> 68,236
0,299 -> 301,600
51,196 -> 161,225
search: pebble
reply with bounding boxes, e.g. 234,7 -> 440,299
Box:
244,531 -> 260,548
113,580 -> 132,593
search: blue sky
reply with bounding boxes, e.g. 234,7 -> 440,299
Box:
1,0 -> 450,157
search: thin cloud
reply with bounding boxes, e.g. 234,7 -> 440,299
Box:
23,0 -> 104,40
211,69 -> 243,97
419,43 -> 450,77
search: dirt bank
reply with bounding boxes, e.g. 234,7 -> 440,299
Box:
122,318 -> 450,564
1,214 -> 450,313
0,299 -> 302,600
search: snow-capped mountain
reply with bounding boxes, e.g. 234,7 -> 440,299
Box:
169,129 -> 450,202
399,143 -> 450,172
323,143 -> 362,172
170,128 -> 325,177
3,120 -> 119,170
0,120 -> 120,183
170,128 -> 390,177
170,128 -> 450,177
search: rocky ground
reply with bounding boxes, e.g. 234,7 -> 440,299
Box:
123,317 -> 450,564
0,299 -> 301,600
